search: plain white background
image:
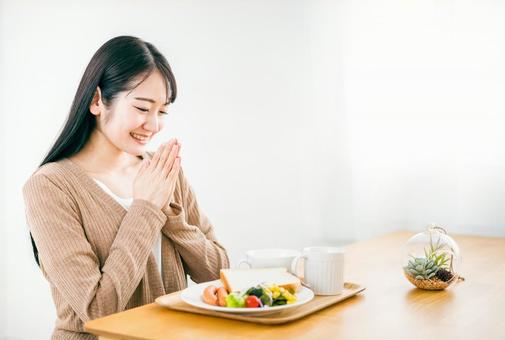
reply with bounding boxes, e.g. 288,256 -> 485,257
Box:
1,0 -> 505,339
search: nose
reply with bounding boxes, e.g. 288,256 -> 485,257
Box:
143,112 -> 159,133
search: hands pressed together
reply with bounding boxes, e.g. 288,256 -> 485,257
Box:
133,138 -> 181,210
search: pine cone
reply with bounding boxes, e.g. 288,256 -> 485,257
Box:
435,268 -> 454,282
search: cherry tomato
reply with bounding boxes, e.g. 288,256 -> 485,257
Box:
245,295 -> 262,308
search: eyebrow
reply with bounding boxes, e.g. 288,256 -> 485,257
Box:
134,97 -> 169,106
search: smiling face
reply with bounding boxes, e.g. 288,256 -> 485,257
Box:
90,69 -> 170,156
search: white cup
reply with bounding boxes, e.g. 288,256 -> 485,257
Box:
238,248 -> 301,272
290,246 -> 345,295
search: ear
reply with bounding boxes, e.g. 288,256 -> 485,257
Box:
89,86 -> 104,116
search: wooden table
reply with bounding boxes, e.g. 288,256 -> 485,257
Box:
85,231 -> 505,339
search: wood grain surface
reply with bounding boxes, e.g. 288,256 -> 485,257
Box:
85,231 -> 505,340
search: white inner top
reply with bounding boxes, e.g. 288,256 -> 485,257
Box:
92,178 -> 162,275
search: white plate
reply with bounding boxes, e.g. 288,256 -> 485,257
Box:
180,280 -> 314,315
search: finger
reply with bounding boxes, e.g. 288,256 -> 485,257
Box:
168,157 -> 181,179
149,143 -> 166,171
138,159 -> 149,174
162,144 -> 180,178
156,141 -> 176,173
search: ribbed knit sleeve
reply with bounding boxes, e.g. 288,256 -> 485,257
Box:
23,173 -> 167,323
161,170 -> 229,283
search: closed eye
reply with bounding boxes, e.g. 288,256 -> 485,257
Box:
134,106 -> 149,113
135,106 -> 168,115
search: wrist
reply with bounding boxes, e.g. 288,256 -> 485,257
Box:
133,195 -> 163,210
162,201 -> 180,216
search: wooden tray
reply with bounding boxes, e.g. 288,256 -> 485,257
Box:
155,282 -> 365,325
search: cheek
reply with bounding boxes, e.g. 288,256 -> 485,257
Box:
99,111 -> 118,134
158,118 -> 166,131
104,112 -> 138,138
123,110 -> 145,128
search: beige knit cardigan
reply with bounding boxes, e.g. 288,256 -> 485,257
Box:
22,153 -> 229,339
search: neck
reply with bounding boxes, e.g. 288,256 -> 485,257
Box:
72,128 -> 142,175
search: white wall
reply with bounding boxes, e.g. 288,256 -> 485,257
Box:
1,0 -> 505,339
341,0 -> 505,240
0,0 -> 6,330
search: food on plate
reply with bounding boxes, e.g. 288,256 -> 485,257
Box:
202,285 -> 219,306
219,267 -> 301,293
245,295 -> 262,308
216,287 -> 228,307
253,284 -> 297,306
225,292 -> 246,307
201,267 -> 301,308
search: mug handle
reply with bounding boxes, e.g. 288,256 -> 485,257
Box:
237,259 -> 252,269
290,255 -> 310,287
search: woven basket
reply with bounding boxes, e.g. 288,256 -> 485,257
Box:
404,272 -> 457,290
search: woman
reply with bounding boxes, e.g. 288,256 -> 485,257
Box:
22,36 -> 229,340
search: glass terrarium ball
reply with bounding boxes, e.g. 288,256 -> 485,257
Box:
402,225 -> 461,290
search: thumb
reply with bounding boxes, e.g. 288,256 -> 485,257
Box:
138,159 -> 150,173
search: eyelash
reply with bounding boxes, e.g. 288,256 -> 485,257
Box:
134,106 -> 168,115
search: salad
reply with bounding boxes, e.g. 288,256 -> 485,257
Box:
202,283 -> 297,308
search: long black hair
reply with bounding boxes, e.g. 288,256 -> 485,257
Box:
30,35 -> 177,266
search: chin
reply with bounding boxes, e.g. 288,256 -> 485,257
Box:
124,144 -> 147,157
125,133 -> 153,156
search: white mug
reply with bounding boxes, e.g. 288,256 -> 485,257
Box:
290,246 -> 345,295
238,248 -> 301,272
